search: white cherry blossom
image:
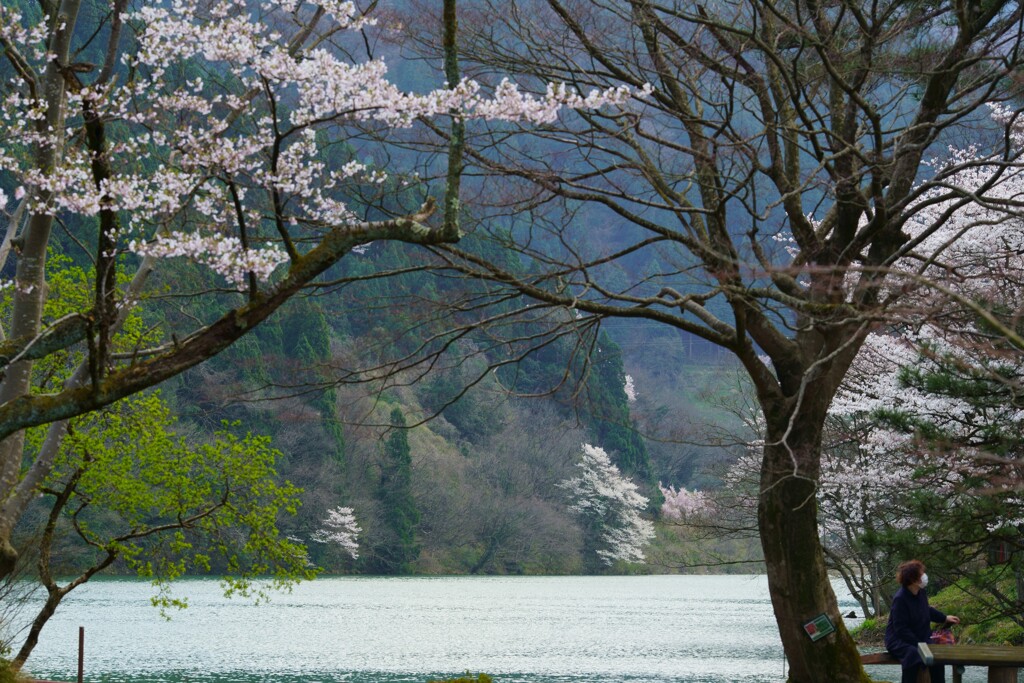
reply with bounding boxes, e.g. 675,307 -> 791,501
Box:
559,443 -> 655,565
0,0 -> 647,290
623,374 -> 637,402
311,506 -> 361,559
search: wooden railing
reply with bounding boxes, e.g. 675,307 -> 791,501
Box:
919,643 -> 1024,683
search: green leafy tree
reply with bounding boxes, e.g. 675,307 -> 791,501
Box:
10,393 -> 312,670
0,253 -> 310,668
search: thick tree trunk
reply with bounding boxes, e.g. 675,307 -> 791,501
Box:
759,412 -> 870,683
0,0 -> 82,583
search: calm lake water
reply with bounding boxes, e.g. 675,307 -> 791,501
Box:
20,575 -> 992,683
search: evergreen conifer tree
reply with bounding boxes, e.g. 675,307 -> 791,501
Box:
583,334 -> 659,506
371,407 -> 420,574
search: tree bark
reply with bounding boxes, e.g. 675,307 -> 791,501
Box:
12,586 -> 64,671
759,406 -> 870,683
0,0 -> 82,581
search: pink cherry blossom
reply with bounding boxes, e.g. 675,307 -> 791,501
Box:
659,483 -> 712,521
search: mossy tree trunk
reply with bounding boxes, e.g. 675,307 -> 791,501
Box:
758,397 -> 871,683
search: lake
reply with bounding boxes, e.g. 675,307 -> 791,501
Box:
20,575 -> 992,683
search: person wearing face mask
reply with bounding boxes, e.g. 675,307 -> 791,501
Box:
884,560 -> 961,683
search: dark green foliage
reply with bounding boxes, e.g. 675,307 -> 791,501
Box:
581,334 -> 659,504
420,369 -> 501,440
427,674 -> 493,683
332,241 -> 440,347
232,336 -> 273,388
367,406 -> 421,574
281,299 -> 332,359
295,335 -> 346,468
887,339 -> 1024,457
241,297 -> 346,467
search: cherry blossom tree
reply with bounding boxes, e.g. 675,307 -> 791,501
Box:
820,122 -> 1024,618
559,443 -> 655,568
401,1 -> 1024,678
823,335 -> 1024,614
312,505 -> 362,560
816,412 -> 914,619
719,328 -> 1023,618
715,116 -> 1024,617
0,0 -> 640,581
659,483 -> 712,523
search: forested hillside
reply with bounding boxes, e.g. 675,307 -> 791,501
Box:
0,0 -> 751,583
0,201 -> 744,579
145,233 -> 744,575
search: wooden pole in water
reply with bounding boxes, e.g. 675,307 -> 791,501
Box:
77,627 -> 83,683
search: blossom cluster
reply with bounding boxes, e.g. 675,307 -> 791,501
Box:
659,483 -> 712,521
819,108 -> 1024,547
0,5 -> 49,61
131,233 -> 289,287
311,505 -> 361,559
473,80 -> 640,125
623,374 -> 637,402
0,0 -> 647,290
560,443 -> 655,564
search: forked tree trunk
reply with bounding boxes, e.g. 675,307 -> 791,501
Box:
759,410 -> 871,683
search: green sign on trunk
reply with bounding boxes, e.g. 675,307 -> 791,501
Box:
803,614 -> 835,642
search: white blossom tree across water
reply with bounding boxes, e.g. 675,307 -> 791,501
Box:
559,443 -> 655,568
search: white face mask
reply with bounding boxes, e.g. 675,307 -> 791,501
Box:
920,573 -> 929,589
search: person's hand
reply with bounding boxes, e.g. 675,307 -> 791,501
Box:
946,615 -> 961,625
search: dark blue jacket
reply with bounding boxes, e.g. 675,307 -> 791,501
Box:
885,586 -> 947,668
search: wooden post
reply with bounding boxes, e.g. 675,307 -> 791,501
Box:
77,626 -> 83,683
988,667 -> 1018,683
